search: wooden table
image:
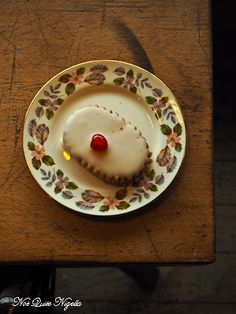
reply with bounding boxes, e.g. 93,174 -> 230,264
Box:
0,0 -> 214,264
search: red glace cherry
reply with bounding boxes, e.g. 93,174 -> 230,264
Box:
90,134 -> 108,151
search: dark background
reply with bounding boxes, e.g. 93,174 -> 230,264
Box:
213,0 -> 236,160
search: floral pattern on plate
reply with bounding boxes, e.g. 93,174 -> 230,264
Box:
23,60 -> 186,216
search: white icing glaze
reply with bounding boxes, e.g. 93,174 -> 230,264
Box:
63,105 -> 150,178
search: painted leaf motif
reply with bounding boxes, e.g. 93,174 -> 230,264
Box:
116,188 -> 127,200
149,183 -> 158,192
38,99 -> 46,106
161,124 -> 172,135
137,188 -> 145,193
155,174 -> 164,185
54,83 -> 61,90
90,64 -> 108,73
28,119 -> 37,137
152,88 -> 163,97
35,124 -> 49,145
67,182 -> 78,190
41,176 -> 49,181
43,90 -> 50,97
113,77 -> 125,85
99,205 -> 109,212
116,201 -> 130,210
84,72 -> 105,85
175,142 -> 182,152
145,96 -> 156,104
81,190 -> 104,203
42,155 -> 55,166
57,98 -> 64,105
136,72 -> 142,79
76,201 -> 95,209
76,67 -> 85,75
160,96 -> 169,104
65,83 -> 75,96
126,69 -> 134,78
28,141 -> 35,151
35,106 -> 44,118
46,109 -> 54,120
163,108 -> 168,116
156,146 -> 171,167
114,67 -> 125,76
130,197 -> 137,203
32,157 -> 41,170
52,174 -> 56,182
54,186 -> 62,194
147,169 -> 155,180
62,190 -> 73,199
50,83 -> 61,94
130,85 -> 137,94
144,192 -> 150,199
171,115 -> 177,124
145,82 -> 152,88
56,169 -> 64,177
173,123 -> 182,136
167,156 -> 177,173
40,168 -> 47,176
59,73 -> 71,83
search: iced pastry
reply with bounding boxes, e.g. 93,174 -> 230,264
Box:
63,105 -> 152,185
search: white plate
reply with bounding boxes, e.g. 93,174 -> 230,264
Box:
23,60 -> 186,216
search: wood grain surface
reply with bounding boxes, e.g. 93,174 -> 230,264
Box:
0,0 -> 214,264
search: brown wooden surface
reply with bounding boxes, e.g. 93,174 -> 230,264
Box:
0,0 -> 214,264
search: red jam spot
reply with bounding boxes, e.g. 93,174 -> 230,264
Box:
90,134 -> 108,152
